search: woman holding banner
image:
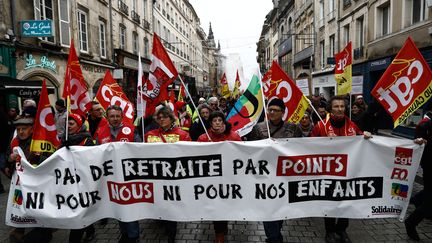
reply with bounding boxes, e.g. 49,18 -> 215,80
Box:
198,111 -> 241,243
144,105 -> 191,243
60,113 -> 96,242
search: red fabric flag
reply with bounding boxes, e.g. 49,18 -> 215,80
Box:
95,70 -> 135,125
178,82 -> 186,102
169,88 -> 176,104
262,61 -> 309,123
30,80 -> 60,153
220,73 -> 230,98
335,41 -> 352,95
142,33 -> 178,103
62,40 -> 91,117
371,37 -> 432,127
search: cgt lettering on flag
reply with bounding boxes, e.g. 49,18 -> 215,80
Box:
371,37 -> 432,127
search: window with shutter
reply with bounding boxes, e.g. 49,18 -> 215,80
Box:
58,0 -> 70,47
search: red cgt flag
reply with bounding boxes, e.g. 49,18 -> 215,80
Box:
262,61 -> 309,123
95,70 -> 135,125
62,40 -> 92,117
142,33 -> 178,103
371,37 -> 432,127
30,80 -> 60,153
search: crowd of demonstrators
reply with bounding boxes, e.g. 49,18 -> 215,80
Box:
2,92 -> 430,243
247,98 -> 303,243
197,111 -> 241,243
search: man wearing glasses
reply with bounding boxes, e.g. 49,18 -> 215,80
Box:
248,98 -> 302,243
87,101 -> 108,140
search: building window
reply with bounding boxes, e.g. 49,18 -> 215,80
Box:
328,0 -> 335,20
144,37 -> 149,57
319,0 -> 324,27
77,10 -> 88,52
34,0 -> 54,43
120,25 -> 126,49
343,24 -> 350,47
404,0 -> 427,26
58,0 -> 70,46
356,16 -> 364,48
99,21 -> 107,58
329,34 -> 335,56
133,32 -> 139,54
143,0 -> 147,18
320,40 -> 325,69
377,2 -> 390,37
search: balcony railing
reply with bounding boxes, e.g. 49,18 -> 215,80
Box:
131,10 -> 141,24
143,19 -> 150,30
118,0 -> 128,16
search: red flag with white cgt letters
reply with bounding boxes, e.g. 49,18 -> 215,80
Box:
371,37 -> 432,127
95,70 -> 135,125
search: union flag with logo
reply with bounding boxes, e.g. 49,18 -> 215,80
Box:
371,37 -> 432,127
95,70 -> 135,125
220,73 -> 230,98
262,61 -> 308,123
62,40 -> 92,117
335,41 -> 352,95
232,70 -> 242,98
30,80 -> 60,153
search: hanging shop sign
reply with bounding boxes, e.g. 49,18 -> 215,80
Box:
21,20 -> 53,37
25,54 -> 57,73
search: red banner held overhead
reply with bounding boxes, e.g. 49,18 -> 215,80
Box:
95,70 -> 135,125
30,80 -> 60,153
262,61 -> 309,123
371,37 -> 432,127
335,42 -> 352,95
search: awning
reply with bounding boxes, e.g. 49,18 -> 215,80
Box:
0,76 -> 56,97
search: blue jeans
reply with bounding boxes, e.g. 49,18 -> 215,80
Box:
118,221 -> 139,238
263,220 -> 283,243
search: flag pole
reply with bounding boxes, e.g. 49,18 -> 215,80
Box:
178,75 -> 211,141
307,97 -> 324,124
257,67 -> 271,139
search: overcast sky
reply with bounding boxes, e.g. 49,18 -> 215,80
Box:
189,0 -> 273,90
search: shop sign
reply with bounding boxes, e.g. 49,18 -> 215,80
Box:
21,20 -> 53,37
82,64 -> 106,74
369,58 -> 391,71
124,57 -> 149,72
25,54 -> 57,73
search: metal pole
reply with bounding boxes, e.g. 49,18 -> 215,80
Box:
178,76 -> 211,141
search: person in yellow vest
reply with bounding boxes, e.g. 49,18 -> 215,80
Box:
144,105 -> 191,243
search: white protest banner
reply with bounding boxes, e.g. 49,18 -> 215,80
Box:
6,136 -> 423,229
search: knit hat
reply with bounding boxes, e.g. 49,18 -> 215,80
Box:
55,99 -> 66,108
268,98 -> 285,111
68,113 -> 83,127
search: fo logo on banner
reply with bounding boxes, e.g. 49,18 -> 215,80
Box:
394,147 -> 413,166
12,189 -> 23,206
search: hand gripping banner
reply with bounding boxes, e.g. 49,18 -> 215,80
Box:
6,136 -> 423,229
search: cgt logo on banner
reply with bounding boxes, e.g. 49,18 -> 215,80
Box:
5,136 -> 425,229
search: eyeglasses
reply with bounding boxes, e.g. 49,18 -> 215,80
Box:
268,108 -> 282,113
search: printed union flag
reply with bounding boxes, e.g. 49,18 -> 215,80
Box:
232,70 -> 242,98
95,70 -> 135,125
262,61 -> 309,123
30,80 -> 60,153
227,75 -> 264,136
142,33 -> 178,102
371,37 -> 432,127
220,73 -> 230,98
335,41 -> 352,95
62,40 -> 92,117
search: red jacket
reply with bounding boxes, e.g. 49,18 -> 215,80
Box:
311,115 -> 362,137
92,117 -> 109,140
197,129 -> 241,142
97,123 -> 135,144
145,127 -> 191,143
